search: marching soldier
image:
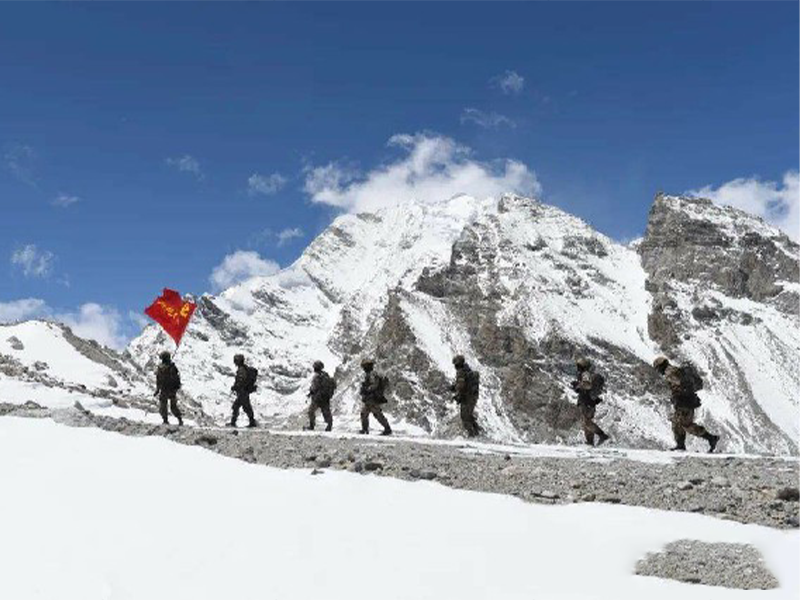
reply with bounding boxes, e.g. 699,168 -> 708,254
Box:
570,357 -> 609,446
154,351 -> 183,426
229,354 -> 258,428
450,355 -> 481,437
306,360 -> 335,431
359,359 -> 392,436
653,356 -> 719,453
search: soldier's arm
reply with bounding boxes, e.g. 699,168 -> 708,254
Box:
154,368 -> 162,396
309,374 -> 320,396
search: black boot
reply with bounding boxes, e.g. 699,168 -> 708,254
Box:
325,423 -> 333,432
706,433 -> 719,453
380,428 -> 392,436
670,444 -> 686,451
597,432 -> 610,446
247,420 -> 258,429
359,429 -> 369,435
304,424 -> 315,431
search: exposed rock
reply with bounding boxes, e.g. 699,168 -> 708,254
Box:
635,540 -> 778,590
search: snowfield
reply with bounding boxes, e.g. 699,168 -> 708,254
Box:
0,418 -> 797,600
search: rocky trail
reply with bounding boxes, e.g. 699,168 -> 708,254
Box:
3,401 -> 797,531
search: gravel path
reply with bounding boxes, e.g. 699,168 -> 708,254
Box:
3,401 -> 798,530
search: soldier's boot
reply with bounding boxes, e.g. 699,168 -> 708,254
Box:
705,433 -> 720,453
597,431 -> 610,446
325,422 -> 333,432
177,416 -> 184,427
584,431 -> 595,446
380,428 -> 393,436
247,420 -> 258,428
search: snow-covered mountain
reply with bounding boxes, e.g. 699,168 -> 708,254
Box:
3,192 -> 797,454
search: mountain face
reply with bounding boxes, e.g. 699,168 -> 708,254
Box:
121,193 -> 798,455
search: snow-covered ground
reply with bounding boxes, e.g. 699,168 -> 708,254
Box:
1,417 -> 796,600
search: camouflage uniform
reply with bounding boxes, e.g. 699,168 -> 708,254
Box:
654,357 -> 719,452
571,364 -> 608,446
308,370 -> 334,431
230,363 -> 256,427
452,363 -> 480,437
359,369 -> 391,435
664,365 -> 710,448
155,358 -> 183,426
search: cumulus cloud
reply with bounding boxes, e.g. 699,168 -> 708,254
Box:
248,172 -> 287,196
689,170 -> 799,241
493,70 -> 525,94
11,244 -> 55,278
166,155 -> 203,179
460,108 -> 516,129
303,133 -> 540,213
58,303 -> 127,349
3,143 -> 37,186
209,250 -> 280,291
0,298 -> 49,322
276,227 -> 303,246
0,299 -> 129,349
52,193 -> 80,208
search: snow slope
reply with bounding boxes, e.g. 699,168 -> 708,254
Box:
1,417 -> 797,600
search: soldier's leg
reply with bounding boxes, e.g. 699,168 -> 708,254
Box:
671,409 -> 687,449
360,404 -> 370,433
230,397 -> 241,425
241,393 -> 256,425
159,394 -> 169,424
307,402 -> 317,429
371,404 -> 392,434
169,394 -> 183,425
320,403 -> 333,431
462,400 -> 480,436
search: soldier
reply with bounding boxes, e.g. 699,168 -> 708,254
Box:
154,351 -> 183,426
570,357 -> 609,446
450,355 -> 481,437
358,358 -> 392,436
306,360 -> 335,431
653,356 -> 719,453
229,353 -> 258,428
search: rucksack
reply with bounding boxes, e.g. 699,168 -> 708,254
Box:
375,373 -> 389,396
466,369 -> 480,399
318,372 -> 337,403
244,365 -> 258,393
679,364 -> 703,394
160,363 -> 181,393
590,373 -> 605,399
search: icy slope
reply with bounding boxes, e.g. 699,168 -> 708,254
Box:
1,418 -> 797,600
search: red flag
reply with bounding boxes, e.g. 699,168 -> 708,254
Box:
144,288 -> 196,346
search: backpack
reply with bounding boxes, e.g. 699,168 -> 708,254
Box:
466,369 -> 480,399
318,372 -> 337,403
244,365 -> 258,393
160,363 -> 181,393
589,373 -> 605,400
679,364 -> 703,394
375,373 -> 389,397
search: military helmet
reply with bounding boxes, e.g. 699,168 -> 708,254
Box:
653,356 -> 670,371
233,354 -> 245,366
575,357 -> 592,370
452,354 -> 466,367
159,351 -> 171,362
360,358 -> 375,370
313,360 -> 324,372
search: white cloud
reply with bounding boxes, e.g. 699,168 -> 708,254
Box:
0,299 -> 129,349
209,250 -> 280,291
166,155 -> 203,179
3,143 -> 37,186
11,244 -> 55,278
248,172 -> 287,196
689,170 -> 799,241
58,303 -> 127,350
276,227 -> 303,246
493,70 -> 525,95
460,108 -> 516,129
52,193 -> 80,208
303,133 -> 540,213
0,298 -> 49,322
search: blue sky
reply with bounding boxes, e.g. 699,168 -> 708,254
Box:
1,2 -> 798,347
